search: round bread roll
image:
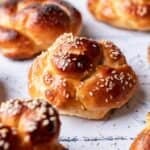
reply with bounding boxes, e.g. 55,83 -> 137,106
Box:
28,33 -> 138,120
0,98 -> 66,150
0,0 -> 82,59
88,0 -> 150,31
130,113 -> 150,150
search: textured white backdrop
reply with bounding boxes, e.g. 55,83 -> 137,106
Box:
0,0 -> 150,150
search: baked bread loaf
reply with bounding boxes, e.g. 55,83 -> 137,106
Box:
0,98 -> 66,150
88,0 -> 150,31
130,113 -> 150,150
0,0 -> 82,59
28,33 -> 138,120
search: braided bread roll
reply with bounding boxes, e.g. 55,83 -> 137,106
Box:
28,33 -> 138,120
130,113 -> 150,150
0,98 -> 66,150
0,0 -> 82,59
88,0 -> 150,31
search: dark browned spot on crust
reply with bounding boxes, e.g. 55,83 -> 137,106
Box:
53,53 -> 91,73
59,0 -> 82,22
52,38 -> 101,74
23,3 -> 70,27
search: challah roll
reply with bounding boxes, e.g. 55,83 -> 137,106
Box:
0,98 -> 66,150
28,33 -> 138,119
0,0 -> 82,59
88,0 -> 150,31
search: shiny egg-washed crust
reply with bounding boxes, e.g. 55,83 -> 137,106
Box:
88,0 -> 150,31
0,0 -> 82,59
130,113 -> 150,150
0,98 -> 66,150
28,33 -> 138,120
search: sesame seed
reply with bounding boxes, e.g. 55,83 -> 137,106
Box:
50,117 -> 56,122
4,143 -> 9,150
42,120 -> 49,126
125,81 -> 129,85
65,92 -> 70,99
105,99 -> 109,103
49,108 -> 54,115
89,91 -> 94,97
112,70 -> 117,74
0,140 -> 4,146
137,6 -> 148,17
100,84 -> 105,88
25,121 -> 37,132
92,44 -> 97,48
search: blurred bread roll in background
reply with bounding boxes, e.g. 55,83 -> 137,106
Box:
88,0 -> 150,31
0,98 -> 66,150
0,0 -> 82,59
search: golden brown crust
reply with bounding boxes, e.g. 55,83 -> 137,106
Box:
28,33 -> 138,120
88,0 -> 150,31
130,114 -> 150,150
0,0 -> 82,59
0,98 -> 66,150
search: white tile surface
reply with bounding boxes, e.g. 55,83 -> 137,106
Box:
0,0 -> 150,149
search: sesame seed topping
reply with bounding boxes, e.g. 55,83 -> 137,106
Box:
0,126 -> 16,150
25,121 -> 37,132
101,40 -> 122,60
0,99 -> 22,116
0,99 -> 59,137
92,69 -> 136,102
